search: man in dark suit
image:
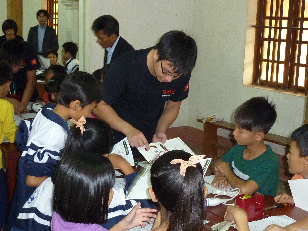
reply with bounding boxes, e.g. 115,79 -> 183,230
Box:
92,15 -> 134,66
27,9 -> 59,56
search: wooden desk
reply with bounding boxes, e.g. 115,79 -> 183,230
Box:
0,143 -> 21,204
204,195 -> 308,230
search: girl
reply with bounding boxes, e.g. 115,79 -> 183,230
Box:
148,150 -> 206,231
6,72 -> 102,231
52,118 -> 157,230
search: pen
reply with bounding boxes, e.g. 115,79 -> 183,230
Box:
123,141 -> 129,155
160,144 -> 168,151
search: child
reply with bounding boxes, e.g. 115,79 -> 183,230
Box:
45,74 -> 67,107
5,72 -> 102,231
46,49 -> 59,65
42,64 -> 67,104
62,42 -> 79,74
52,118 -> 157,230
0,60 -> 16,230
92,64 -> 110,84
211,97 -> 280,196
149,150 -> 206,231
56,118 -> 155,229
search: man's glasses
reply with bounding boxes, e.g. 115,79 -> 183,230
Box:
160,61 -> 181,79
15,62 -> 25,68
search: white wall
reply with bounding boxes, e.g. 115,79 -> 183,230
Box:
0,0 -> 7,35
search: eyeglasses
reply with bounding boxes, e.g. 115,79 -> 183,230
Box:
160,61 -> 181,79
15,62 -> 25,68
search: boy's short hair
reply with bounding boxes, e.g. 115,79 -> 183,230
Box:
91,15 -> 119,36
92,64 -> 110,84
0,60 -> 13,86
2,19 -> 18,35
45,64 -> 66,76
155,30 -> 197,76
62,42 -> 78,59
291,124 -> 308,157
57,71 -> 102,107
46,49 -> 58,58
235,96 -> 277,134
46,74 -> 66,94
36,9 -> 49,19
1,39 -> 25,65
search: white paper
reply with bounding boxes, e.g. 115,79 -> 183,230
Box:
204,175 -> 234,194
288,179 -> 308,211
126,164 -> 151,200
111,137 -> 135,166
137,137 -> 195,163
246,215 -> 295,231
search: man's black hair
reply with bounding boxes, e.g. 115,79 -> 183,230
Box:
2,19 -> 18,35
62,42 -> 78,59
36,9 -> 49,19
235,96 -> 277,134
0,60 -> 13,86
91,15 -> 119,36
155,30 -> 197,76
1,39 -> 25,65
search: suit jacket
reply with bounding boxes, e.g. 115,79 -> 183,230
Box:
104,36 -> 134,66
27,25 -> 59,56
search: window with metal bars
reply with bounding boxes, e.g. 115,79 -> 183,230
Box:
253,0 -> 308,94
47,0 -> 58,35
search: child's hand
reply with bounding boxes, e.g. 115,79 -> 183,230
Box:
275,193 -> 294,205
107,154 -> 135,175
264,224 -> 287,231
114,202 -> 157,230
211,175 -> 229,189
216,161 -> 232,176
224,205 -> 249,231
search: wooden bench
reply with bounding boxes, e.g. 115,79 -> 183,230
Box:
197,120 -> 292,182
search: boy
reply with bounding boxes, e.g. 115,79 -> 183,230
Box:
6,72 -> 102,231
211,97 -> 280,196
0,60 -> 16,230
62,42 -> 79,74
46,49 -> 59,65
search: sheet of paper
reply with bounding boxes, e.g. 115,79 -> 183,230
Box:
204,175 -> 234,194
246,215 -> 295,231
288,179 -> 308,211
111,137 -> 135,166
126,164 -> 151,200
137,137 -> 195,163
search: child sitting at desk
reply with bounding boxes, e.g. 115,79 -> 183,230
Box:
5,72 -> 102,231
46,49 -> 59,65
0,60 -> 17,230
211,97 -> 280,196
62,42 -> 79,74
149,150 -> 207,231
52,118 -> 157,230
42,64 -> 67,104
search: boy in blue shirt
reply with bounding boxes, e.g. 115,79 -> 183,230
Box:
211,97 -> 280,196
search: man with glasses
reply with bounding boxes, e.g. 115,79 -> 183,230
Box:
1,39 -> 41,115
94,30 -> 197,158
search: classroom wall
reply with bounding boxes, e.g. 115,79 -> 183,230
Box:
0,0 -> 7,32
4,0 -> 307,138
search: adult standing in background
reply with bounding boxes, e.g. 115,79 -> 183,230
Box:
0,19 -> 24,48
94,31 -> 197,157
27,9 -> 59,57
92,15 -> 134,66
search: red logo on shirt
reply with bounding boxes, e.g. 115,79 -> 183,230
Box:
162,89 -> 176,96
184,84 -> 189,91
31,59 -> 37,65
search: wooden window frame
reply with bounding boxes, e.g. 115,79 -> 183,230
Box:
47,0 -> 58,35
253,0 -> 308,95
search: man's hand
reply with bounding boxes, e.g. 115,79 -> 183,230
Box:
126,127 -> 150,150
5,97 -> 27,115
111,202 -> 157,231
152,131 -> 167,144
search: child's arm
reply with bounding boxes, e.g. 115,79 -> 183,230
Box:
211,159 -> 230,189
110,202 -> 157,231
106,153 -> 135,175
26,175 -> 48,187
265,216 -> 308,231
225,205 -> 249,231
275,193 -> 294,205
216,161 -> 259,194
